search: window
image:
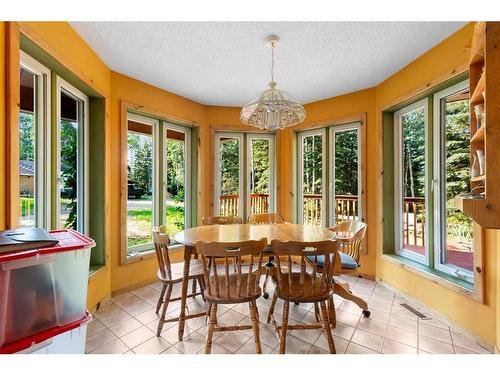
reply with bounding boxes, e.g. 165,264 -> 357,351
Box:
433,81 -> 474,282
56,78 -> 89,234
18,52 -> 50,228
394,99 -> 429,264
126,113 -> 192,258
297,123 -> 363,227
214,132 -> 276,219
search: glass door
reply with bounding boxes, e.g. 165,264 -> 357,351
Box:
298,129 -> 326,226
247,134 -> 275,215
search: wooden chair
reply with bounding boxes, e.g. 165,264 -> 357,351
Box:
196,238 -> 267,354
247,213 -> 285,299
201,216 -> 243,225
307,221 -> 370,318
152,226 -> 207,336
247,213 -> 285,224
268,239 -> 341,354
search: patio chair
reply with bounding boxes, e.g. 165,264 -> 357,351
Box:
268,239 -> 341,354
152,226 -> 207,336
196,238 -> 267,354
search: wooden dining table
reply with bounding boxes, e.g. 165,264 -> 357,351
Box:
172,222 -> 338,341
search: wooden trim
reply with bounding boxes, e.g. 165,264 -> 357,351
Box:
379,63 -> 469,112
6,22 -> 20,229
16,22 -> 108,98
293,112 -> 367,132
124,100 -> 197,128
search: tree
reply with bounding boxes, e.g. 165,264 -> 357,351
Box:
60,119 -> 78,229
129,137 -> 153,195
166,138 -> 185,201
19,112 -> 35,161
334,130 -> 358,196
249,139 -> 270,193
220,138 -> 240,195
402,110 -> 426,198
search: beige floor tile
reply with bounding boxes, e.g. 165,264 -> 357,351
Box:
93,302 -> 122,319
373,285 -> 395,296
454,346 -> 476,354
111,292 -> 134,303
451,331 -> 491,354
235,339 -> 275,354
419,318 -> 449,330
162,346 -> 184,354
370,292 -> 395,304
108,317 -> 143,337
382,338 -> 417,354
289,327 -> 322,345
132,336 -> 172,354
258,324 -> 281,348
351,329 -> 384,352
356,318 -> 388,337
390,305 -> 419,320
199,343 -> 232,354
99,309 -> 133,328
174,332 -> 207,354
90,339 -> 129,354
85,329 -> 117,353
122,301 -> 153,316
86,319 -> 107,336
217,309 -> 247,326
339,300 -> 363,314
367,310 -> 390,324
385,325 -> 417,348
121,326 -> 155,348
345,342 -> 379,354
273,335 -> 312,354
368,300 -> 393,314
135,308 -> 161,325
335,310 -> 361,327
314,334 -> 349,354
308,345 -> 329,354
215,331 -> 251,352
159,324 -> 184,345
131,286 -> 161,301
419,323 -> 452,344
419,335 -> 454,354
331,322 -> 356,341
388,315 -> 417,332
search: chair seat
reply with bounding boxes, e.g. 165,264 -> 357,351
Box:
204,274 -> 261,303
306,251 -> 358,270
271,272 -> 332,303
157,259 -> 204,282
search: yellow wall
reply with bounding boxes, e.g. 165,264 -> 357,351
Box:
1,21 -> 499,349
375,22 -> 498,348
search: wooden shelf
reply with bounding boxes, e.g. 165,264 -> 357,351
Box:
470,125 -> 485,143
469,22 -> 485,64
454,196 -> 500,229
470,73 -> 485,104
471,175 -> 485,182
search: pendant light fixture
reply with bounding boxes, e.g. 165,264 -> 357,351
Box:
240,35 -> 306,130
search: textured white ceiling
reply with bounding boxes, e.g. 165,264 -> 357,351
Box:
70,22 -> 466,106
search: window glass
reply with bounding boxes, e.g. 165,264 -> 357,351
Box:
301,134 -> 323,225
249,138 -> 271,214
218,137 -> 241,216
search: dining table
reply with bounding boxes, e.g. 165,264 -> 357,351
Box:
172,222 -> 342,341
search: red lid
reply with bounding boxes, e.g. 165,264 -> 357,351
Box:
0,311 -> 92,354
0,229 -> 95,262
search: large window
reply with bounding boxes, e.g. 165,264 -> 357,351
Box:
298,123 -> 363,227
214,132 -> 275,219
434,81 -> 474,282
18,52 -> 50,228
394,99 -> 428,264
56,78 -> 89,234
389,79 -> 475,286
126,113 -> 192,258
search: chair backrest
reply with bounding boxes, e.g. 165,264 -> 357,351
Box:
195,238 -> 268,299
152,226 -> 172,280
248,213 -> 285,224
202,216 -> 243,225
330,221 -> 367,263
270,239 -> 341,295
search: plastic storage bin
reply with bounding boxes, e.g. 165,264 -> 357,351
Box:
0,311 -> 91,354
0,230 -> 95,348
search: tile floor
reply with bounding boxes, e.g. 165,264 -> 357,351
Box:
85,275 -> 493,354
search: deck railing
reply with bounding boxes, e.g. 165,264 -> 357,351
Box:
219,193 -> 425,248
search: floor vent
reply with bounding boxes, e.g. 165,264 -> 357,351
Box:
400,303 -> 429,319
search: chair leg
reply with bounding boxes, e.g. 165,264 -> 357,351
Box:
279,301 -> 290,354
205,303 -> 217,354
328,297 -> 336,328
262,267 -> 272,299
249,300 -> 262,354
198,277 -> 206,302
319,301 -> 336,354
192,278 -> 197,297
157,284 -> 172,336
267,291 -> 278,323
155,283 -> 167,314
314,302 -> 320,322
333,282 -> 368,311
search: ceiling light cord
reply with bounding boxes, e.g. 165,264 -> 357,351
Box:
271,42 -> 275,83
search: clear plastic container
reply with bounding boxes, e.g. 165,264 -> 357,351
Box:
0,230 -> 94,348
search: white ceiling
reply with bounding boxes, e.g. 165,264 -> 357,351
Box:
70,22 -> 466,106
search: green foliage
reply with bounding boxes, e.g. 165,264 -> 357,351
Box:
220,138 -> 240,195
60,119 -> 78,229
402,109 -> 426,198
128,133 -> 153,194
19,112 -> 35,162
166,138 -> 185,200
249,139 -> 270,193
302,135 -> 323,194
334,130 -> 358,196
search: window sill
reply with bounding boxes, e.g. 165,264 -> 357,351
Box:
380,254 -> 482,303
122,243 -> 185,265
88,264 -> 106,280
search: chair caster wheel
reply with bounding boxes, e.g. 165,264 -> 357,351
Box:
294,302 -> 299,305
263,293 -> 269,299
362,310 -> 371,318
